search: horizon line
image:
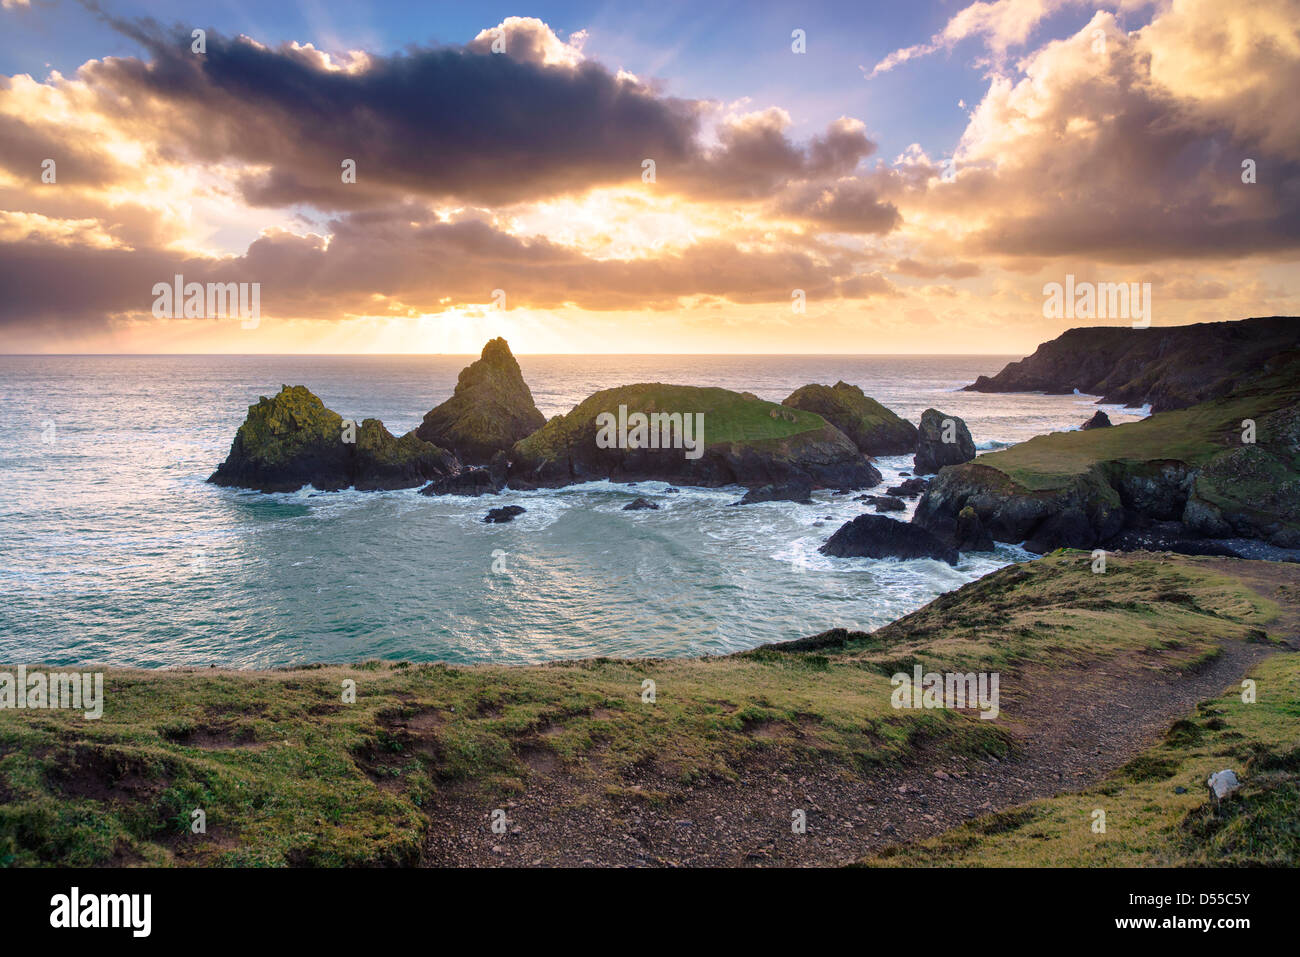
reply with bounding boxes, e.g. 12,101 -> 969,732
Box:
0,351 -> 1023,358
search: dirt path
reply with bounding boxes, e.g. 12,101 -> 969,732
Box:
423,560 -> 1299,867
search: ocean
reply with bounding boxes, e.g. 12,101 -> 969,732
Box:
0,354 -> 1147,668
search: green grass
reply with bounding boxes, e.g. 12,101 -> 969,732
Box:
975,353 -> 1300,490
862,650 -> 1300,867
514,384 -> 827,461
979,391 -> 1292,490
0,552 -> 1287,867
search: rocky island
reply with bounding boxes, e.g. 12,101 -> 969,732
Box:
208,385 -> 456,493
209,342 -> 905,497
502,382 -> 883,492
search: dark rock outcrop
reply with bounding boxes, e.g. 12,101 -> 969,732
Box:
914,463 -> 1123,553
819,514 -> 959,565
1080,411 -> 1112,430
734,479 -> 814,505
923,326 -> 1300,554
417,338 -> 546,464
209,385 -> 456,493
506,383 -> 881,492
914,403 -> 1300,554
623,497 -> 660,511
483,505 -> 526,524
782,382 -> 917,455
858,494 -> 905,512
419,467 -> 498,497
913,409 -> 976,475
953,506 -> 994,551
886,477 -> 931,498
964,316 -> 1298,413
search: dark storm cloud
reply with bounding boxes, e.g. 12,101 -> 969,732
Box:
74,19 -> 700,208
59,13 -> 885,212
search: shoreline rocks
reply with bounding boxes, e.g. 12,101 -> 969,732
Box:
1080,410 -> 1112,430
734,479 -> 814,505
819,514 -> 959,565
913,396 -> 1300,557
858,494 -> 905,512
887,476 -> 930,498
484,505 -> 526,524
419,467 -> 498,497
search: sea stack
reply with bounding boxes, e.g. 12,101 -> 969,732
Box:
913,408 -> 977,475
1080,410 -> 1112,430
417,338 -> 546,465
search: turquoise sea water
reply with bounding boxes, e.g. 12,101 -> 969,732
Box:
0,354 -> 1146,668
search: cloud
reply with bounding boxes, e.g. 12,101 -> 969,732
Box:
71,21 -> 699,208
0,1 -> 1295,348
892,258 -> 981,279
0,207 -> 897,329
868,0 -> 1157,75
40,16 -> 874,212
774,179 -> 901,234
883,4 -> 1300,263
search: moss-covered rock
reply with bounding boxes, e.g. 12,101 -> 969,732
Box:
416,338 -> 545,464
354,418 -> 458,491
782,382 -> 917,455
209,386 -> 455,492
1187,402 -> 1300,546
506,383 -> 881,490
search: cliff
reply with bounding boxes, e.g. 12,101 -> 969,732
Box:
965,316 -> 1298,412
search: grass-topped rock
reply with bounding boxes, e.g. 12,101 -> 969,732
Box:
506,383 -> 881,490
782,382 -> 917,455
209,385 -> 456,493
416,338 -> 545,465
916,348 -> 1300,553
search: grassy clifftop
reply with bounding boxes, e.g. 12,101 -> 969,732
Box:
978,365 -> 1300,491
916,352 -> 1300,551
2,553 -> 1293,867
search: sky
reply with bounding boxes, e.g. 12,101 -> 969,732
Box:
0,0 -> 1296,354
